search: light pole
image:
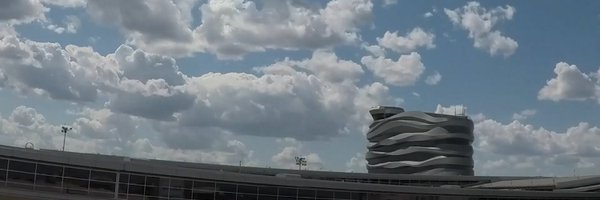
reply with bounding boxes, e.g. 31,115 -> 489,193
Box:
294,156 -> 307,170
60,126 -> 72,151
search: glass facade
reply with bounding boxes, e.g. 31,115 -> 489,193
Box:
0,157 -> 593,200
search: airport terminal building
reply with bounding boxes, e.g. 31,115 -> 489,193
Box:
0,106 -> 599,199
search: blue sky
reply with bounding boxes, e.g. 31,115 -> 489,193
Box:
1,0 -> 600,176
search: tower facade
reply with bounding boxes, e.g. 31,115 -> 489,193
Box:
366,106 -> 474,175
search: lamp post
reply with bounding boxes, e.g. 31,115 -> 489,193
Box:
295,156 -> 307,170
60,126 -> 72,151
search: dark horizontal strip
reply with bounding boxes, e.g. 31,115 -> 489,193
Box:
367,164 -> 474,175
369,132 -> 473,146
367,152 -> 471,165
369,138 -> 472,152
373,143 -> 472,153
366,146 -> 473,160
367,157 -> 473,170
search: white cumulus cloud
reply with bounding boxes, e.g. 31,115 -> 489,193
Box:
377,28 -> 435,53
44,15 -> 81,34
282,50 -> 364,83
382,0 -> 397,7
85,0 -> 374,59
1,33 -> 392,141
444,2 -> 518,57
425,71 -> 442,85
361,43 -> 386,57
0,105 -> 256,166
424,12 -> 433,18
196,0 -> 373,59
361,52 -> 425,86
476,119 -> 600,164
179,70 -> 390,140
345,152 -> 367,172
512,109 -> 536,121
538,62 -> 599,102
0,0 -> 47,25
0,36 -> 103,102
86,0 -> 199,56
40,0 -> 86,8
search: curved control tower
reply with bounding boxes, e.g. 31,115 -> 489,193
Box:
366,106 -> 474,175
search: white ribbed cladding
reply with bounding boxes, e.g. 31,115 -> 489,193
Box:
366,106 -> 474,175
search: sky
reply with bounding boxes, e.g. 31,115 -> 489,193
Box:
0,0 -> 599,177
